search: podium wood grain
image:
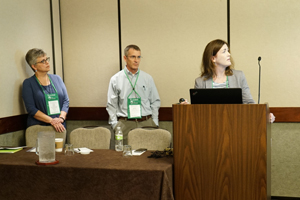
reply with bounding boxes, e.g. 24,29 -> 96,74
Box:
173,104 -> 271,200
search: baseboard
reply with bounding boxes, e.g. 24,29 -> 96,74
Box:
272,196 -> 300,200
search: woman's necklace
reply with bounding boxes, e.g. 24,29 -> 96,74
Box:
213,75 -> 226,83
36,75 -> 50,86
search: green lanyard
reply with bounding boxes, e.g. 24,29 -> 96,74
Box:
124,69 -> 141,99
124,69 -> 142,119
35,75 -> 61,116
212,76 -> 229,88
35,75 -> 58,95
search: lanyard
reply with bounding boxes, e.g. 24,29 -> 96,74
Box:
124,69 -> 141,99
35,75 -> 58,95
124,69 -> 142,119
35,75 -> 60,115
212,76 -> 228,88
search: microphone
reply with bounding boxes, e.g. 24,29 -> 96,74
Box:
258,57 -> 261,104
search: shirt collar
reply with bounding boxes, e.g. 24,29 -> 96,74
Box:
125,65 -> 140,76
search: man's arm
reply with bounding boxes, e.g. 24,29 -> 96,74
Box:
106,78 -> 119,129
149,78 -> 160,126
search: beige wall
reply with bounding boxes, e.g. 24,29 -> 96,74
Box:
231,0 -> 300,106
60,0 -> 119,107
121,0 -> 227,106
60,0 -> 227,108
0,0 -> 54,118
3,0 -> 300,117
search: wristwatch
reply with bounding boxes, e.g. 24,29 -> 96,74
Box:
59,117 -> 65,122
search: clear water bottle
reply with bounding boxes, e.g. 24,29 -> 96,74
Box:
115,127 -> 123,151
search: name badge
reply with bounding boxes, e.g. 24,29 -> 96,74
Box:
45,93 -> 60,115
127,98 -> 142,119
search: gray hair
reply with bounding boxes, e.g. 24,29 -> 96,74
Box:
25,48 -> 46,72
124,44 -> 141,57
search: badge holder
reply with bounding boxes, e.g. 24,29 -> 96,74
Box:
127,97 -> 142,119
45,93 -> 61,116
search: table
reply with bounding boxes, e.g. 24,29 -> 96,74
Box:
0,149 -> 173,200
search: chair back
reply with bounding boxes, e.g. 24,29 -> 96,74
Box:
128,128 -> 171,151
25,125 -> 66,147
69,127 -> 111,149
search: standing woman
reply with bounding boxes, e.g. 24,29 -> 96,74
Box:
22,48 -> 69,132
195,39 -> 255,104
182,39 -> 275,122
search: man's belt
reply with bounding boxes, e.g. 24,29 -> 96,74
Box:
118,115 -> 152,122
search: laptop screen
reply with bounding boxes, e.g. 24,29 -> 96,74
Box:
190,88 -> 243,104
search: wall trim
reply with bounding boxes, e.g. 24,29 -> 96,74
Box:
270,107 -> 300,122
0,114 -> 27,135
49,0 -> 56,74
271,197 -> 300,200
118,0 -> 122,71
0,107 -> 299,135
68,107 -> 299,122
67,107 -> 173,121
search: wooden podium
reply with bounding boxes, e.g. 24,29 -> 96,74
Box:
173,104 -> 271,200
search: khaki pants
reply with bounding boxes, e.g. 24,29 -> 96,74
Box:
114,117 -> 157,145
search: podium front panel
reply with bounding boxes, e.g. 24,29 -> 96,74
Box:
173,104 -> 271,200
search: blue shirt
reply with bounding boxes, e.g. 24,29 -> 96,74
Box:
22,74 -> 69,128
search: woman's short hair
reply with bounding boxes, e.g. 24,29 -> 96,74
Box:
124,45 -> 141,57
25,48 -> 46,72
200,39 -> 234,80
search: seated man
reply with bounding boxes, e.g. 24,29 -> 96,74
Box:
106,44 -> 160,144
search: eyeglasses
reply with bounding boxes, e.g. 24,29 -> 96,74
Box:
36,57 -> 50,64
127,56 -> 142,60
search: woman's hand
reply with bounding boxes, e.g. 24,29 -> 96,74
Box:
34,111 -> 66,132
51,117 -> 65,132
51,117 -> 63,125
52,123 -> 65,132
180,99 -> 190,105
270,113 -> 275,123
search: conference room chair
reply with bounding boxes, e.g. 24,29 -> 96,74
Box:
69,127 -> 111,149
128,128 -> 171,151
25,125 -> 67,147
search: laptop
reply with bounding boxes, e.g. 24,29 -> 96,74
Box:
190,88 -> 243,104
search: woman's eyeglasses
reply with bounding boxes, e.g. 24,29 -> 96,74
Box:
36,57 -> 50,64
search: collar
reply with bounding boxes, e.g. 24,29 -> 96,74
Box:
206,75 -> 233,88
125,65 -> 140,76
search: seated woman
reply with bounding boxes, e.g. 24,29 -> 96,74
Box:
181,39 -> 275,122
22,48 -> 69,132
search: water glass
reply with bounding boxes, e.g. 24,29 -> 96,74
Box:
123,145 -> 132,157
64,144 -> 74,156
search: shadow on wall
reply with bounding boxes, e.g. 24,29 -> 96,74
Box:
14,49 -> 33,115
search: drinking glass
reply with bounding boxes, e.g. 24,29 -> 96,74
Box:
64,144 -> 74,156
123,145 -> 132,157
